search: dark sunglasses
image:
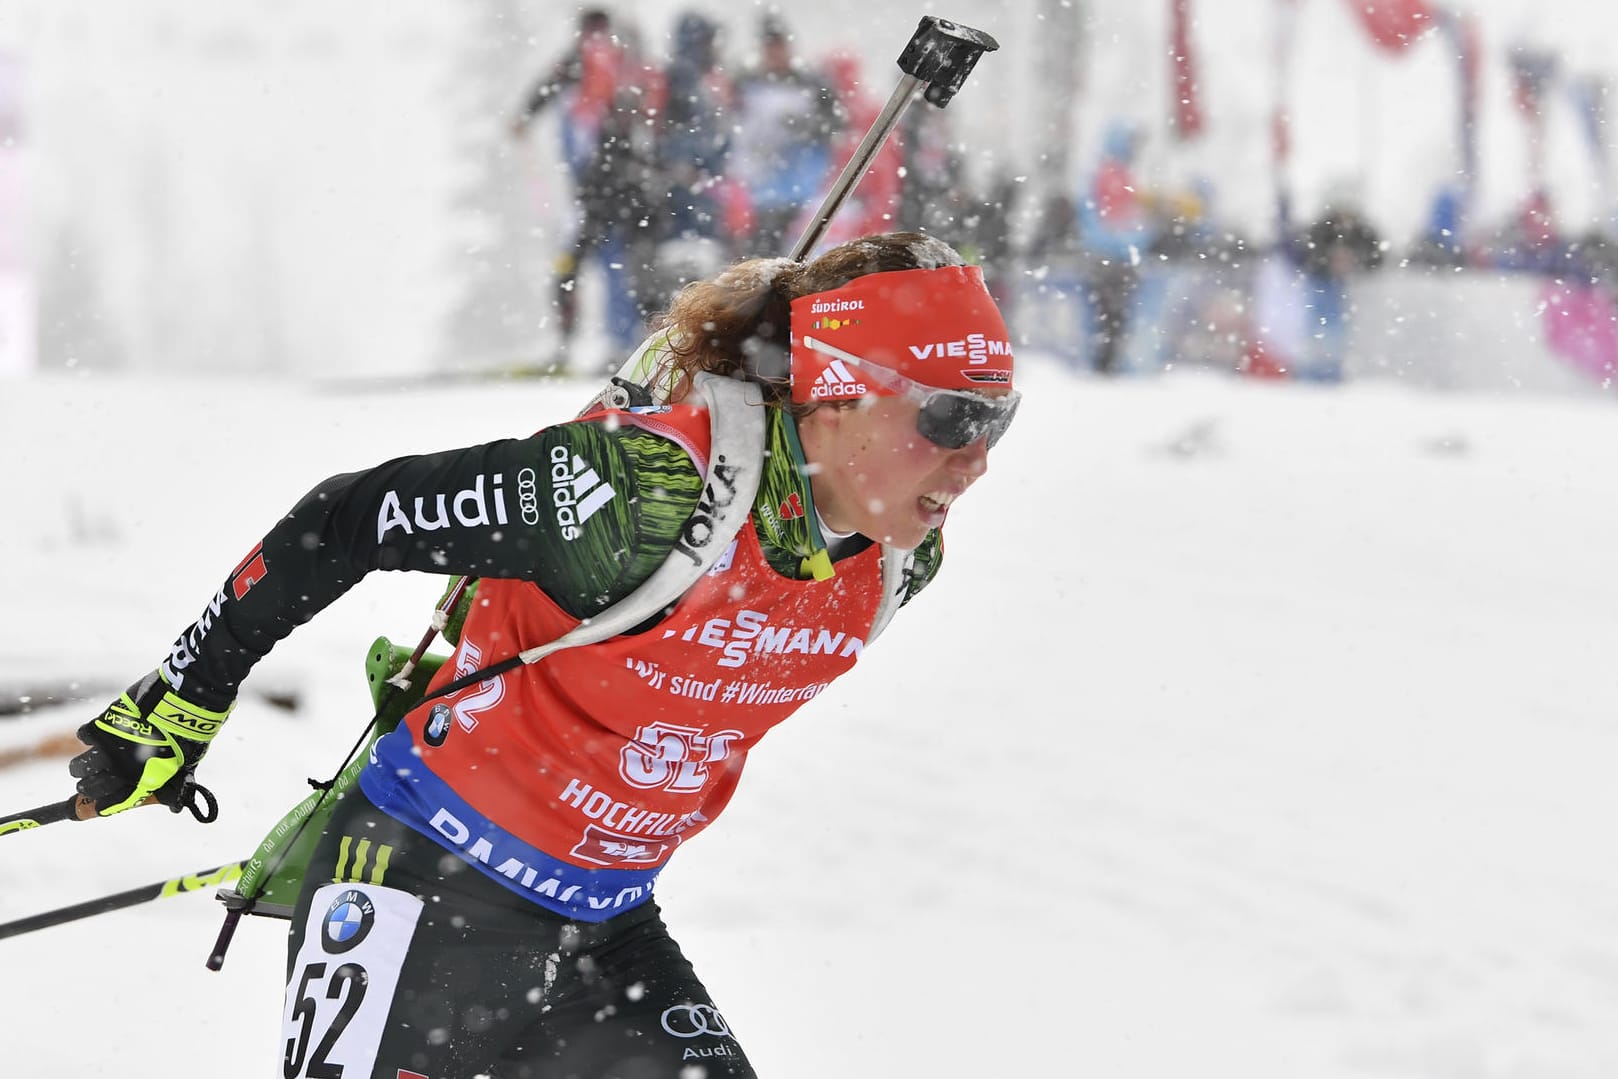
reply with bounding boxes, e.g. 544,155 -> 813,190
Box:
801,336 -> 1021,450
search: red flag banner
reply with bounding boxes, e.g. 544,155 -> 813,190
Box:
1343,0 -> 1435,53
1170,0 -> 1204,139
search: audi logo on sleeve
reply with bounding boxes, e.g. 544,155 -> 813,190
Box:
660,1003 -> 732,1038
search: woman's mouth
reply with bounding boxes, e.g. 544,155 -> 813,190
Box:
918,490 -> 957,528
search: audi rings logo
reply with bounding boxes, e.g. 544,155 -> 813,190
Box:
660,1003 -> 732,1039
517,467 -> 540,525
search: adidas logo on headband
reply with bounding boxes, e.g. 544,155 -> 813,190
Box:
809,359 -> 868,400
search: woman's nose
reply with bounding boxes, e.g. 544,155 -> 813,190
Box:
948,436 -> 990,478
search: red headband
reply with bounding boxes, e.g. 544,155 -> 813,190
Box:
789,265 -> 1014,404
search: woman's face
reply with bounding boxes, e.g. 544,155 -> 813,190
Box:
796,393 -> 1001,550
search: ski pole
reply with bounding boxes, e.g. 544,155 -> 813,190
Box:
0,793 -> 109,835
789,15 -> 999,261
1,784 -> 215,838
0,861 -> 243,941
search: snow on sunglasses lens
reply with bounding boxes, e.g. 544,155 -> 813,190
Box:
802,336 -> 1020,450
914,386 -> 1021,449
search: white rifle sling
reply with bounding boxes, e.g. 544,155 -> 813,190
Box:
866,546 -> 916,646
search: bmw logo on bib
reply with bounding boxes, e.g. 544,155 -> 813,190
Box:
321,888 -> 376,954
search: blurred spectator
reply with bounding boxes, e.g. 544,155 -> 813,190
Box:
897,102 -> 965,235
1487,188 -> 1573,275
961,171 -> 1022,309
1407,184 -> 1469,268
1573,228 -> 1618,301
1018,191 -> 1089,368
730,14 -> 844,254
513,11 -> 664,370
793,49 -> 905,250
1076,120 -> 1156,374
1144,177 -> 1224,260
1126,176 -> 1257,375
1028,192 -> 1083,262
657,12 -> 734,243
509,9 -> 621,183
638,11 -> 736,319
1293,200 -> 1384,382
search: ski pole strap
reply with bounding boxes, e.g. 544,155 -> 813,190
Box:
176,781 -> 220,824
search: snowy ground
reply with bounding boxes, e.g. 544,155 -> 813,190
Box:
2,358 -> 1617,1077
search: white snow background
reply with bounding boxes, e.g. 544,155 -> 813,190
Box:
2,361 -> 1617,1077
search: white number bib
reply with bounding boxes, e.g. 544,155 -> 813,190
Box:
280,882 -> 423,1078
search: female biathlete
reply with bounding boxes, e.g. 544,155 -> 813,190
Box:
68,231 -> 1019,1078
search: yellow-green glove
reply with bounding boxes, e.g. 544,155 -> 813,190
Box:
68,671 -> 231,818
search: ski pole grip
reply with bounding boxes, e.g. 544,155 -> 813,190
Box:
896,16 -> 1000,107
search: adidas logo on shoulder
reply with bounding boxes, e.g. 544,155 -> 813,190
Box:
550,444 -> 617,541
810,359 -> 867,400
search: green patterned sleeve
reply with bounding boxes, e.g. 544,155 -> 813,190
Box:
514,419 -> 705,619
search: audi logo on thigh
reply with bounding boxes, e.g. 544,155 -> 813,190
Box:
660,1003 -> 732,1038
